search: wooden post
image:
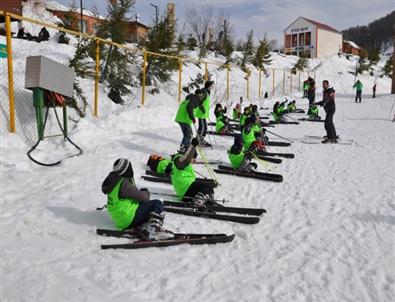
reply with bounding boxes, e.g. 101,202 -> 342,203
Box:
272,69 -> 275,97
290,71 -> 293,93
94,40 -> 100,117
282,69 -> 285,95
226,65 -> 230,100
204,62 -> 208,81
178,59 -> 182,102
5,14 -> 15,133
141,51 -> 147,105
258,69 -> 262,98
298,71 -> 301,92
247,69 -> 250,100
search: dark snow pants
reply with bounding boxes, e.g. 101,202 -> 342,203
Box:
128,199 -> 164,228
355,91 -> 362,103
324,111 -> 337,140
198,118 -> 207,138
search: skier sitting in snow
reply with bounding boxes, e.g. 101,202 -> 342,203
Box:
242,116 -> 267,153
228,134 -> 258,173
147,154 -> 172,175
214,104 -> 230,134
171,138 -> 216,207
101,158 -> 173,240
307,104 -> 320,119
287,101 -> 297,112
232,103 -> 241,120
239,106 -> 251,130
272,101 -> 287,122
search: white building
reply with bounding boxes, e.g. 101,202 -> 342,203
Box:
284,17 -> 343,58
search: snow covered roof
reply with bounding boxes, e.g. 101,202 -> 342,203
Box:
302,17 -> 341,34
344,40 -> 360,49
44,0 -> 105,19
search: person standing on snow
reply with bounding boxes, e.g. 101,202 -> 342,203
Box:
315,80 -> 337,143
101,159 -> 173,240
174,89 -> 203,152
353,80 -> 363,103
195,80 -> 214,146
307,77 -> 316,106
372,84 -> 376,98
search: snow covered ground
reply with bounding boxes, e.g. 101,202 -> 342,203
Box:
1,2 -> 395,301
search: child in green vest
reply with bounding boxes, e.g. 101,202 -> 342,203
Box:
232,103 -> 241,120
307,104 -> 320,119
214,103 -> 230,134
101,158 -> 174,240
242,115 -> 267,152
174,89 -> 202,152
171,138 -> 216,207
196,81 -> 214,145
147,154 -> 172,174
228,134 -> 258,173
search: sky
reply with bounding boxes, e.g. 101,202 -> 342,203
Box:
54,0 -> 395,46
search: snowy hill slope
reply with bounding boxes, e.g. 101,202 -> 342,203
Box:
1,2 -> 395,302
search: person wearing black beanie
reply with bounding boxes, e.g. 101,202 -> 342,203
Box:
101,158 -> 174,240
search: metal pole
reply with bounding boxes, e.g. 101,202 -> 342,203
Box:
141,51 -> 147,105
94,40 -> 100,117
5,14 -> 15,133
150,3 -> 158,27
272,69 -> 275,97
178,59 -> 182,102
226,65 -> 230,100
80,0 -> 83,33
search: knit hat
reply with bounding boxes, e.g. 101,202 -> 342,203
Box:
113,158 -> 133,178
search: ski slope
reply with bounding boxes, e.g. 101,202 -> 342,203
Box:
1,2 -> 395,301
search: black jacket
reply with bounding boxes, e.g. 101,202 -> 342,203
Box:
185,93 -> 200,121
316,87 -> 335,113
101,172 -> 150,202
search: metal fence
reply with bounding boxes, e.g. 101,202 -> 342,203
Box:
0,10 -> 316,138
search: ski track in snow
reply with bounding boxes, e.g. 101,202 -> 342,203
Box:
2,94 -> 394,302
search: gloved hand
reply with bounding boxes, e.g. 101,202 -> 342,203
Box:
192,118 -> 196,123
191,137 -> 199,147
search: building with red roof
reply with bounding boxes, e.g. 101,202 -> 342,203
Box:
284,17 -> 343,58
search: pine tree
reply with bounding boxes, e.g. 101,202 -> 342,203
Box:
382,55 -> 393,77
291,53 -> 309,74
96,0 -> 135,103
186,36 -> 197,50
357,50 -> 370,74
176,35 -> 186,52
253,36 -> 272,72
368,48 -> 380,65
142,13 -> 180,85
241,30 -> 254,71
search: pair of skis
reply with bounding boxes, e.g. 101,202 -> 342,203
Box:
97,228 -> 235,249
302,135 -> 353,145
298,118 -> 324,123
142,171 -> 218,187
205,131 -> 291,147
214,165 -> 283,183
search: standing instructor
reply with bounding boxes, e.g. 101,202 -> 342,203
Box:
315,80 -> 337,143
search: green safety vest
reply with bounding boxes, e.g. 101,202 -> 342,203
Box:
157,159 -> 171,174
228,150 -> 245,169
242,127 -> 256,150
216,118 -> 225,133
308,106 -> 319,117
107,178 -> 140,230
272,111 -> 280,122
233,109 -> 240,120
171,154 -> 196,199
239,114 -> 246,127
195,93 -> 210,119
175,99 -> 192,125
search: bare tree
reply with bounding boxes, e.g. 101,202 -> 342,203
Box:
185,5 -> 214,48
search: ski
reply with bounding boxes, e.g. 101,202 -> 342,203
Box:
266,141 -> 291,147
301,140 -> 352,145
97,229 -> 235,249
163,200 -> 266,216
145,170 -> 217,184
142,173 -> 218,187
207,130 -> 238,137
214,165 -> 283,182
298,118 -> 324,123
193,160 -> 223,165
269,121 -> 299,125
304,135 -> 354,142
256,155 -> 282,164
164,207 -> 260,224
258,151 -> 295,159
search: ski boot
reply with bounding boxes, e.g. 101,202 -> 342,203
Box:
146,212 -> 174,240
191,192 -> 207,208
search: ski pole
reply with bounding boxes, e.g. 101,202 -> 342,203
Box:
264,129 -> 294,143
388,99 -> 395,121
193,124 -> 220,186
206,116 -> 216,147
284,113 -> 299,122
252,152 -> 273,172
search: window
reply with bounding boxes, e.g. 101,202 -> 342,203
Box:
292,51 -> 297,56
305,50 -> 311,58
77,20 -> 88,33
305,32 -> 311,46
285,35 -> 291,48
292,34 -> 297,47
299,33 -> 305,46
